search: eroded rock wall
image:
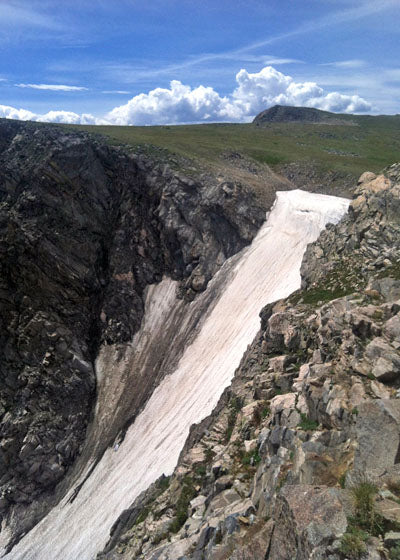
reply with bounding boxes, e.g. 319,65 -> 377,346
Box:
0,119 -> 264,542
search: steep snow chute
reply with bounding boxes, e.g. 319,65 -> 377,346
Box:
3,190 -> 349,560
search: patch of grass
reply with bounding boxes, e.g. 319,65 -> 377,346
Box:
157,475 -> 171,491
224,396 -> 243,442
250,150 -> 287,166
297,413 -> 319,431
339,526 -> 368,559
195,464 -> 207,477
253,401 -> 270,425
390,544 -> 400,560
262,405 -> 271,418
350,481 -> 384,536
241,449 -> 261,467
152,531 -> 170,545
169,476 -> 197,534
340,479 -> 400,559
377,260 -> 400,281
69,116 -> 400,190
204,446 -> 216,463
134,507 -> 149,526
300,259 -> 366,308
352,481 -> 376,516
302,286 -> 353,305
339,472 -> 347,489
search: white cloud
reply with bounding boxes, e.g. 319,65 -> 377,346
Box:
16,83 -> 88,91
1,65 -> 372,126
106,80 -> 237,125
106,65 -> 372,125
0,104 -> 105,124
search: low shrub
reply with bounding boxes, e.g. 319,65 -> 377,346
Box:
169,477 -> 197,534
390,544 -> 400,560
297,413 -> 319,431
339,526 -> 368,559
351,481 -> 382,535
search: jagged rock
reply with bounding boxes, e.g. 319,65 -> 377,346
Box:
227,520 -> 274,560
384,313 -> 400,342
352,400 -> 400,477
268,485 -> 347,560
376,498 -> 400,524
384,531 -> 400,548
370,380 -> 391,399
205,488 -> 242,517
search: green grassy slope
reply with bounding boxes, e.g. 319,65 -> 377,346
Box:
73,114 -> 400,178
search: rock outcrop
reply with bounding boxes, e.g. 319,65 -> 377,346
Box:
253,105 -> 356,126
99,164 -> 400,560
0,119 -> 264,543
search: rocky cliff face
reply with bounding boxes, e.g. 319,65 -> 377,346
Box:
0,119 -> 264,544
99,164 -> 400,560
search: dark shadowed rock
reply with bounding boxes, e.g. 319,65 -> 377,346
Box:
0,118 -> 264,542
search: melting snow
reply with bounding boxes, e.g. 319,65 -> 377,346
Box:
3,190 -> 349,560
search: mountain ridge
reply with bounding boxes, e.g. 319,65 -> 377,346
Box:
253,104 -> 357,126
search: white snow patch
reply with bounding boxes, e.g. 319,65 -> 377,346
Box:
3,190 -> 349,560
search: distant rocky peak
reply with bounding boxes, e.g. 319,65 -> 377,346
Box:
253,104 -> 356,126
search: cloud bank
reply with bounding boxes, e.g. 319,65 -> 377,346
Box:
107,66 -> 371,125
0,104 -> 102,124
2,65 -> 371,126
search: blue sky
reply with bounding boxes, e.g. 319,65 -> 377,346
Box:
0,0 -> 399,125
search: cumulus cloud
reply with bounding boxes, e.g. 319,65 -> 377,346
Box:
2,65 -> 372,126
106,80 -> 238,125
106,65 -> 371,125
0,104 -> 105,124
16,83 -> 88,91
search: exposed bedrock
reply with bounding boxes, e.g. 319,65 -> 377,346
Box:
97,165 -> 400,560
0,119 -> 264,543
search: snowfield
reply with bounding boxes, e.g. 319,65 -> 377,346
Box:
3,190 -> 349,560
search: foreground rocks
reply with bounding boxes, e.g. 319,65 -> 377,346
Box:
0,119 -> 264,543
99,164 -> 400,560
